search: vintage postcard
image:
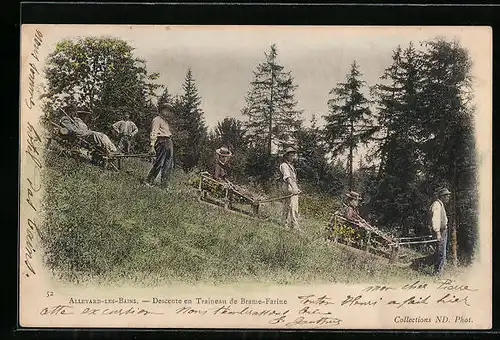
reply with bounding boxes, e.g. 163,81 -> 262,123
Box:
19,25 -> 492,329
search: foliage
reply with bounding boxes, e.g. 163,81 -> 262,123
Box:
171,69 -> 208,171
241,44 -> 303,155
368,39 -> 477,263
244,145 -> 281,190
214,117 -> 248,151
323,61 -> 374,190
295,115 -> 331,192
41,37 -> 162,153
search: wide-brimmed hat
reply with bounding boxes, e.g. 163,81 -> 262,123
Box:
216,147 -> 232,157
435,187 -> 452,197
158,104 -> 174,114
283,147 -> 297,156
346,191 -> 362,200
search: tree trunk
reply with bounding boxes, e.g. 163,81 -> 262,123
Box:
348,118 -> 354,191
450,159 -> 458,267
268,66 -> 275,155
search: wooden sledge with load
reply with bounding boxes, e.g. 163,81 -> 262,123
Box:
198,171 -> 264,216
46,120 -> 152,171
197,171 -> 296,217
327,211 -> 438,265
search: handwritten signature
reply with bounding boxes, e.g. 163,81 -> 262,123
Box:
284,316 -> 342,328
23,27 -> 44,280
40,305 -> 163,316
24,122 -> 43,278
26,29 -> 43,110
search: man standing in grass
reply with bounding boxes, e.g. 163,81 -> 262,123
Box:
279,147 -> 302,231
145,105 -> 174,190
112,112 -> 138,154
430,187 -> 452,275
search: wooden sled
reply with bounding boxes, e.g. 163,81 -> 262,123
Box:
327,212 -> 437,265
198,171 -> 270,217
46,121 -> 151,171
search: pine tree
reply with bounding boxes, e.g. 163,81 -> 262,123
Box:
157,86 -> 174,110
419,39 -> 476,265
369,43 -> 426,235
173,69 -> 208,171
214,118 -> 247,151
242,44 -> 303,155
323,61 -> 374,191
295,115 -> 330,189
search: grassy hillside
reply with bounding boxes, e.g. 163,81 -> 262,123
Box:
40,151 -> 423,286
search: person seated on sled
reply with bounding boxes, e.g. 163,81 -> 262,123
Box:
326,191 -> 364,241
343,191 -> 363,222
214,147 -> 233,188
112,112 -> 138,154
59,110 -> 118,155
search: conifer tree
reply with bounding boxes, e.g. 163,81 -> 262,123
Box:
323,61 -> 374,191
369,43 -> 426,235
242,44 -> 303,155
419,39 -> 476,265
172,69 -> 208,171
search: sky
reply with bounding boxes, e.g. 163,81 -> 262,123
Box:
28,25 -> 491,163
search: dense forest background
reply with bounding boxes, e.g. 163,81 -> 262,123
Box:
41,36 -> 478,265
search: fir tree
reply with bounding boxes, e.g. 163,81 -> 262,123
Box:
173,69 -> 208,171
419,39 -> 476,265
323,61 -> 374,191
157,86 -> 174,110
242,44 -> 303,155
369,43 -> 426,235
295,115 -> 329,189
214,117 -> 247,151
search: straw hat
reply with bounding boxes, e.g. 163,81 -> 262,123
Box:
283,147 -> 297,156
216,147 -> 232,157
435,187 -> 451,197
346,191 -> 362,201
158,104 -> 174,115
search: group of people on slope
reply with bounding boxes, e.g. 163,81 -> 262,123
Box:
337,187 -> 451,275
61,105 -> 452,276
59,110 -> 139,155
215,144 -> 452,276
59,105 -> 173,190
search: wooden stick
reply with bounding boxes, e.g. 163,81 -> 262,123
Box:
397,235 -> 433,241
389,239 -> 438,246
60,108 -> 77,125
112,153 -> 152,158
258,193 -> 298,203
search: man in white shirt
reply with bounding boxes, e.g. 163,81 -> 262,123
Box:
430,187 -> 452,275
279,147 -> 301,231
145,105 -> 174,189
112,112 -> 138,154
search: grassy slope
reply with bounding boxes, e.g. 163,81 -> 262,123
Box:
40,151 -> 422,287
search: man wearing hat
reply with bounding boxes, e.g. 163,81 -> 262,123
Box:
145,104 -> 174,189
279,147 -> 301,230
214,147 -> 232,182
344,191 -> 363,222
430,187 -> 452,275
